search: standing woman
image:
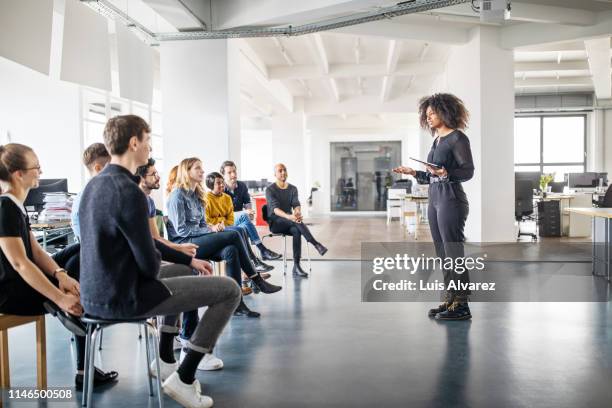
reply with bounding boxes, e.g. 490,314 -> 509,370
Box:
393,93 -> 474,320
0,143 -> 118,388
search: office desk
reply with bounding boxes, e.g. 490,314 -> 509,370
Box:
567,207 -> 612,281
538,193 -> 592,237
31,220 -> 73,251
400,195 -> 428,240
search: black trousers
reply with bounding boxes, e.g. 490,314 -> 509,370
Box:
0,243 -> 87,370
269,217 -> 318,261
427,183 -> 470,301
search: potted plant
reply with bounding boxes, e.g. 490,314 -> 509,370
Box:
539,174 -> 554,195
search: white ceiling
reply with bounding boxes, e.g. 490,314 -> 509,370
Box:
94,0 -> 612,118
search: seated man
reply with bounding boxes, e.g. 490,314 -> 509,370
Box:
220,160 -> 281,261
80,114 -> 241,408
265,163 -> 328,278
205,171 -> 273,273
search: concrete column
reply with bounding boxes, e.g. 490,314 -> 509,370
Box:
440,26 -> 516,242
159,39 -> 241,178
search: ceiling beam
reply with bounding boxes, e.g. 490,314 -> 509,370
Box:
237,39 -> 293,113
308,34 -> 340,102
269,61 -> 445,80
381,40 -> 402,102
304,94 -> 422,115
514,77 -> 593,88
333,20 -> 469,45
584,37 -> 612,100
501,11 -> 612,49
514,61 -> 590,72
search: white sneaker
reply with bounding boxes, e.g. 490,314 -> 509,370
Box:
173,337 -> 186,350
163,372 -> 213,408
179,349 -> 224,371
149,358 -> 178,381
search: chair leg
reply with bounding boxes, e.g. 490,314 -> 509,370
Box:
306,240 -> 312,273
283,236 -> 287,275
35,316 -> 47,389
0,329 -> 10,389
143,324 -> 154,397
147,322 -> 164,408
98,329 -> 103,351
138,325 -> 143,340
82,324 -> 93,407
86,327 -> 100,408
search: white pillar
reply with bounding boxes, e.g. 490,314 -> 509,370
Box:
442,26 -> 516,242
271,112 -> 308,207
159,39 -> 241,178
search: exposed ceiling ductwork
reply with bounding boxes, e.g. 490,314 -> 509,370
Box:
81,0 -> 469,43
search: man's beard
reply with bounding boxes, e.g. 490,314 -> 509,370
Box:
146,182 -> 160,190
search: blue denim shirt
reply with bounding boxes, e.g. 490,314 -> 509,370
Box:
166,188 -> 210,242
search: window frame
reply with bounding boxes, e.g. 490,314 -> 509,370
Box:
514,113 -> 587,174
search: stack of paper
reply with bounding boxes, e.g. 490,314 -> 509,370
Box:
38,193 -> 73,221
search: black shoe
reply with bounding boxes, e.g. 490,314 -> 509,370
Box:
233,300 -> 261,318
251,275 -> 282,293
314,243 -> 328,256
428,302 -> 449,318
260,248 -> 282,261
435,302 -> 472,321
253,257 -> 274,272
43,301 -> 87,337
75,367 -> 119,391
292,263 -> 309,278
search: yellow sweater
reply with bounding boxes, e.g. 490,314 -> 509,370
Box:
205,192 -> 234,226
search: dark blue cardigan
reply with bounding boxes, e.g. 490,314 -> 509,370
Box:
79,164 -> 170,318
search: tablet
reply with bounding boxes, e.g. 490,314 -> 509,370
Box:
409,157 -> 443,169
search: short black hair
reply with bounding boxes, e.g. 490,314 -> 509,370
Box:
136,158 -> 156,179
220,160 -> 236,175
205,171 -> 224,190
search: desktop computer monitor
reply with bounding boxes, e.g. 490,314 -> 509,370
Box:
515,171 -> 541,192
25,178 -> 68,212
567,172 -> 601,188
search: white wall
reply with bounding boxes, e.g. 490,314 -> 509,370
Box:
0,56 -> 82,192
241,129 -> 273,180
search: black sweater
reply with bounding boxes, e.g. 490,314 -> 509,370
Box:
415,130 -> 474,185
79,164 -> 170,318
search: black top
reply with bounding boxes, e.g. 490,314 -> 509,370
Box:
79,164 -> 169,319
0,196 -> 33,305
414,130 -> 474,185
225,181 -> 251,212
265,183 -> 300,221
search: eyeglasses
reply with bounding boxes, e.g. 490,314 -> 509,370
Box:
23,165 -> 41,172
146,171 -> 160,178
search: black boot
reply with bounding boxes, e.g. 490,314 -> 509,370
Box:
253,256 -> 274,272
233,299 -> 261,318
293,262 -> 309,278
250,274 -> 282,293
260,247 -> 282,260
314,243 -> 328,256
75,367 -> 119,390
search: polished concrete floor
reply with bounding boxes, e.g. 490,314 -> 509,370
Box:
4,258 -> 612,408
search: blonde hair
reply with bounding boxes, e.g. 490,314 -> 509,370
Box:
166,165 -> 178,195
176,158 -> 206,207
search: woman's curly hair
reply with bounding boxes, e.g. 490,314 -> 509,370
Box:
418,93 -> 469,136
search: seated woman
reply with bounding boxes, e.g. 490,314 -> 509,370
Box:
204,172 -> 273,273
166,158 -> 281,319
0,143 -> 117,390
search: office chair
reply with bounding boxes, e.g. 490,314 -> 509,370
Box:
515,179 -> 537,241
594,185 -> 612,207
261,204 -> 312,275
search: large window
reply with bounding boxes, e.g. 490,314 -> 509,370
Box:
80,87 -> 163,178
514,115 -> 586,181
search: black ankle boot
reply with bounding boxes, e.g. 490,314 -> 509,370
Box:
75,367 -> 119,390
253,256 -> 274,272
260,247 -> 282,260
314,243 -> 328,256
251,274 -> 282,293
233,299 -> 261,318
293,263 -> 308,278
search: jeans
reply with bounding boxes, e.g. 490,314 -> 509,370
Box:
268,217 -> 319,261
142,264 -> 241,354
234,212 -> 261,245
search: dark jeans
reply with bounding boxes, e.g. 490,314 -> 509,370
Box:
174,230 -> 256,339
269,217 -> 319,261
0,243 -> 87,370
428,183 -> 470,301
